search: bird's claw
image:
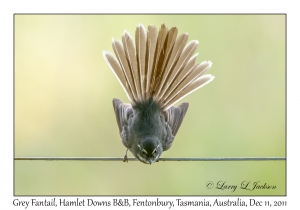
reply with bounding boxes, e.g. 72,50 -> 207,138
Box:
123,154 -> 128,163
123,149 -> 129,163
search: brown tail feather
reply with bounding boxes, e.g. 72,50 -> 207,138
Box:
135,24 -> 147,100
103,23 -> 214,110
145,25 -> 158,99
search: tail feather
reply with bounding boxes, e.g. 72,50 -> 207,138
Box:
157,39 -> 199,101
135,24 -> 147,100
163,74 -> 214,110
155,32 -> 188,101
103,23 -> 214,110
169,52 -> 198,93
145,25 -> 158,99
163,60 -> 212,104
150,24 -> 168,98
122,30 -> 142,102
103,51 -> 135,102
111,39 -> 137,102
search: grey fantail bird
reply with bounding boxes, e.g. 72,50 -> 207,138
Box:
103,23 -> 214,164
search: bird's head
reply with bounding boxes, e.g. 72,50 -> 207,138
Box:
135,137 -> 162,164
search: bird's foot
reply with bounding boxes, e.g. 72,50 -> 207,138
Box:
123,149 -> 128,163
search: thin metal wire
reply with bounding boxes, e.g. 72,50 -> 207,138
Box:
14,157 -> 286,161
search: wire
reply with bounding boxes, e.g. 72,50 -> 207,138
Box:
14,157 -> 286,161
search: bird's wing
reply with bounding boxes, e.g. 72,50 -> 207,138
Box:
162,102 -> 189,150
112,98 -> 133,148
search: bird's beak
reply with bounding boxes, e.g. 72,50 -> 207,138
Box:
148,159 -> 153,165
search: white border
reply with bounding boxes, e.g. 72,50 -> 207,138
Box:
1,0 -> 298,209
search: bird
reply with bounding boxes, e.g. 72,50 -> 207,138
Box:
103,23 -> 214,164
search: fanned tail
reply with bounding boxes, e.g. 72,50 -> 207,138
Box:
103,23 -> 214,110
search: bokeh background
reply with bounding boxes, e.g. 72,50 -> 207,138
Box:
14,15 -> 285,195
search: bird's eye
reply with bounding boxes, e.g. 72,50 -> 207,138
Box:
142,150 -> 146,154
153,149 -> 157,154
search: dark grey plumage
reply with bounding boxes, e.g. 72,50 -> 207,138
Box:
103,24 -> 214,164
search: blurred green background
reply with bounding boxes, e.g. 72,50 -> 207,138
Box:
14,15 -> 285,195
